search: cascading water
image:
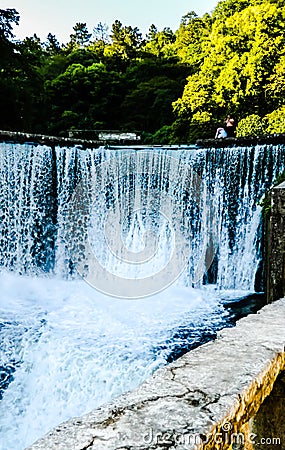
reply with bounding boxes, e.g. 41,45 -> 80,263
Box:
0,142 -> 284,450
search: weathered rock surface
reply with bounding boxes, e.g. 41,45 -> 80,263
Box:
251,371 -> 285,449
25,299 -> 285,450
266,181 -> 285,303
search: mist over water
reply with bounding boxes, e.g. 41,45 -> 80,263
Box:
0,143 -> 284,449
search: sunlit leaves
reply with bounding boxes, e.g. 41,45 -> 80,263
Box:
174,0 -> 285,138
144,27 -> 176,59
235,114 -> 266,137
264,106 -> 285,133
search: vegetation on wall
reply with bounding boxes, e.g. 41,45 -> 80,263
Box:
259,169 -> 285,218
1,0 -> 285,143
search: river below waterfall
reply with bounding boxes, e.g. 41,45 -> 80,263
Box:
0,272 -> 265,450
0,142 -> 284,449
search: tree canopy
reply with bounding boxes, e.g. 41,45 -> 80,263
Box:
1,0 -> 285,142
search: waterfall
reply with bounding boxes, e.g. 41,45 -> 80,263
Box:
1,143 -> 284,290
0,142 -> 284,449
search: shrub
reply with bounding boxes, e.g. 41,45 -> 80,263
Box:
235,114 -> 266,137
259,170 -> 285,218
264,106 -> 285,134
151,125 -> 173,144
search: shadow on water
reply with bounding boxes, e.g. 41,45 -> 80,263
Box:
161,293 -> 266,364
0,360 -> 20,401
0,318 -> 47,401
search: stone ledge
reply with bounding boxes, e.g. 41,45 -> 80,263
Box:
0,130 -> 101,149
3,130 -> 285,150
25,299 -> 285,450
196,133 -> 285,148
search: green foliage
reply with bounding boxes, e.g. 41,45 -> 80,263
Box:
235,114 -> 266,137
151,125 -> 173,144
228,106 -> 285,138
212,0 -> 250,21
120,75 -> 183,133
0,8 -> 19,39
173,0 -> 285,139
265,55 -> 285,107
174,12 -> 210,67
144,27 -> 176,60
45,33 -> 62,55
68,23 -> 91,49
2,0 -> 285,140
108,20 -> 143,59
259,170 -> 285,218
45,62 -> 126,133
92,22 -> 109,44
0,8 -> 19,67
264,106 -> 285,134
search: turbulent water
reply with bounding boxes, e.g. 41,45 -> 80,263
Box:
0,142 -> 284,449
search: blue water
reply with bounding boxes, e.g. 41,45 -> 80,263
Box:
0,273 -> 242,449
0,142 -> 284,449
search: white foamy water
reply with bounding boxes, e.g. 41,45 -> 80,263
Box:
0,272 -> 228,450
1,142 -> 285,449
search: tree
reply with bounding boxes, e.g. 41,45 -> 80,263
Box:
265,55 -> 285,109
146,24 -> 158,41
3,0 -> 285,141
88,22 -> 110,60
172,0 -> 285,140
235,114 -> 266,137
143,27 -> 176,59
0,9 -> 21,130
120,76 -> 182,132
45,33 -> 61,55
19,34 -> 45,63
174,12 -> 210,67
264,106 -> 285,134
108,20 -> 143,59
44,62 -> 126,134
93,22 -> 109,43
212,0 -> 250,21
0,8 -> 19,39
0,8 -> 19,64
68,23 -> 91,48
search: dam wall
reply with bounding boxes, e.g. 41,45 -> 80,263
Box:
1,132 -> 284,449
2,128 -> 285,148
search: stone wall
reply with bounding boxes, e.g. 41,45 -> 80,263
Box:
266,181 -> 285,303
251,371 -> 285,450
25,299 -> 285,450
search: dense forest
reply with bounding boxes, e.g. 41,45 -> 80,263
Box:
1,0 -> 285,143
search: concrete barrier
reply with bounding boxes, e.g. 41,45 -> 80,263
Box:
26,298 -> 285,450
